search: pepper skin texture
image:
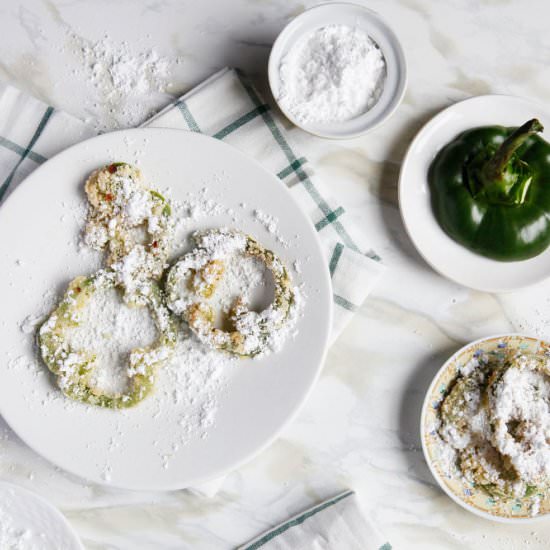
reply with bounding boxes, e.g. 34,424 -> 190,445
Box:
428,119 -> 550,261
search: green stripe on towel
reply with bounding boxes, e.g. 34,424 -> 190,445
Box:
234,70 -> 379,260
175,99 -> 201,132
213,104 -> 269,140
277,157 -> 307,180
316,206 -> 345,232
0,136 -> 47,164
0,105 -> 53,201
329,243 -> 345,277
334,294 -> 358,312
242,490 -> 355,550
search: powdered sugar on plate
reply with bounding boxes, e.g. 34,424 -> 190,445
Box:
64,286 -> 158,394
254,209 -> 289,247
15,176 -> 305,473
158,327 -> 230,461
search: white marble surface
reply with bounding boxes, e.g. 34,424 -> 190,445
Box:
1,0 -> 550,548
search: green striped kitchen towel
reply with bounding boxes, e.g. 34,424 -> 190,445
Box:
0,68 -> 384,343
238,490 -> 391,550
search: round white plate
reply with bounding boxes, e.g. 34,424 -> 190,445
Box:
421,334 -> 550,522
399,94 -> 550,292
268,2 -> 407,139
0,482 -> 83,549
0,129 -> 332,490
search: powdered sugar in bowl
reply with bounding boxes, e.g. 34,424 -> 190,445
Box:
268,2 -> 407,139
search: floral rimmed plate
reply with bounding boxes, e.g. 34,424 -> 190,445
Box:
421,334 -> 550,522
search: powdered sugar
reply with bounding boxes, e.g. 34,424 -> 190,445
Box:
278,25 -> 386,124
162,327 -> 230,449
254,209 -> 289,247
489,355 -> 550,484
67,32 -> 180,130
64,286 -> 157,394
84,39 -> 170,97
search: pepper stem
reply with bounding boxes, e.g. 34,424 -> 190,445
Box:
467,119 -> 544,206
482,119 -> 543,183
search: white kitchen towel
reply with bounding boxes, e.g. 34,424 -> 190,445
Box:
0,68 -> 385,343
238,490 -> 391,550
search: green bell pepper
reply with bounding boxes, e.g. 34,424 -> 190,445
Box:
428,118 -> 550,261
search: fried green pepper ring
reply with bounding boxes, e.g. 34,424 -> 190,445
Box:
486,353 -> 550,488
438,352 -> 547,499
439,374 -> 482,436
458,445 -> 523,499
38,270 -> 176,409
165,228 -> 295,357
84,162 -> 174,305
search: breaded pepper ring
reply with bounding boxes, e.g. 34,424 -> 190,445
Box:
38,270 -> 177,409
458,445 -> 523,499
438,352 -> 545,499
84,162 -> 174,305
440,375 -> 482,437
487,353 -> 550,487
165,228 -> 295,357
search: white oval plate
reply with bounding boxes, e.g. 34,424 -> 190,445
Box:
399,94 -> 550,292
0,129 -> 332,490
421,334 -> 550,522
0,482 -> 83,549
268,2 -> 407,139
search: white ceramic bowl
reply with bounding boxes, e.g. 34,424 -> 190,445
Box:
268,2 -> 407,139
399,94 -> 550,292
421,334 -> 550,523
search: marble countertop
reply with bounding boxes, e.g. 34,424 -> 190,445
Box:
2,0 -> 550,548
